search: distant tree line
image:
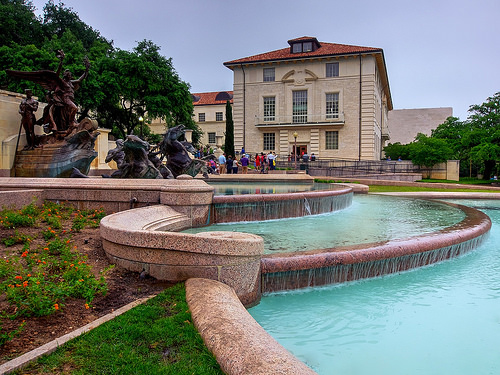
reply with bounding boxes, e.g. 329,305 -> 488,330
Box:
384,93 -> 500,180
0,0 -> 201,144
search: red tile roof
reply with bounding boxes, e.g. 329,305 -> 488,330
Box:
224,37 -> 382,66
191,91 -> 233,106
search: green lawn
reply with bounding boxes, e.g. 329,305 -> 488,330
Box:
17,283 -> 223,375
367,185 -> 500,193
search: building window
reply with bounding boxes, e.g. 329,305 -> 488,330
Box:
263,67 -> 275,82
198,113 -> 205,122
325,131 -> 339,150
303,42 -> 313,52
263,97 -> 275,121
326,93 -> 339,119
208,132 -> 216,144
292,43 -> 302,53
293,90 -> 308,123
263,133 -> 275,151
326,62 -> 339,77
216,112 -> 223,121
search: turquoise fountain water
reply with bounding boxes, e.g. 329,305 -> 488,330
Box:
184,195 -> 466,253
248,199 -> 500,374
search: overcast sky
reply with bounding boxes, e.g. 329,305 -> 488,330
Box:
31,0 -> 500,121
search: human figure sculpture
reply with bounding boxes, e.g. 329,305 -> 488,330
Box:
19,89 -> 39,150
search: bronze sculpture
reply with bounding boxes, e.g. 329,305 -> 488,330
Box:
6,50 -> 98,177
104,125 -> 208,179
18,89 -> 39,150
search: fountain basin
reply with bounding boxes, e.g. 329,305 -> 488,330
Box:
261,201 -> 491,292
100,205 -> 264,305
212,186 -> 352,223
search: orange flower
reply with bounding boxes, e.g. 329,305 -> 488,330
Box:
15,275 -> 22,280
54,303 -> 59,310
22,281 -> 28,287
85,303 -> 89,309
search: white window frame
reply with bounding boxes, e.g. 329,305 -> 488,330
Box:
325,131 -> 339,150
198,113 -> 205,122
326,62 -> 339,77
326,93 -> 339,119
263,67 -> 275,82
215,112 -> 223,121
293,90 -> 308,124
207,132 -> 216,144
263,132 -> 275,151
263,97 -> 276,122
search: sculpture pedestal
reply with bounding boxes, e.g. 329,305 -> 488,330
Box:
13,142 -> 96,178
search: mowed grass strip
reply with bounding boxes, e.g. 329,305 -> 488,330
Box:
16,283 -> 223,375
367,185 -> 500,193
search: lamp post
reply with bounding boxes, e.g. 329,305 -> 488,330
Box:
139,116 -> 144,139
293,131 -> 298,170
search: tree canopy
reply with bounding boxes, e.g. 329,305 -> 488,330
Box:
93,40 -> 198,142
384,93 -> 500,179
0,0 -> 200,146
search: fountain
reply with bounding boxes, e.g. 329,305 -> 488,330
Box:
0,177 -> 495,374
248,199 -> 500,374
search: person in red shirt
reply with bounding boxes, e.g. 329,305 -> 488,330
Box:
255,153 -> 261,170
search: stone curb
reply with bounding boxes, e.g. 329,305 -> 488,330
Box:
0,295 -> 157,375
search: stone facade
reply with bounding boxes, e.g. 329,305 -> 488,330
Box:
191,91 -> 233,149
387,107 -> 453,145
223,37 -> 393,161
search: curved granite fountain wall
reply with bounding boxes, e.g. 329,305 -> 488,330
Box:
261,202 -> 491,292
99,180 -> 354,305
211,187 -> 353,223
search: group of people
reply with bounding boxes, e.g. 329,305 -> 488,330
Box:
207,152 -> 279,175
218,153 -> 248,174
254,152 -> 277,174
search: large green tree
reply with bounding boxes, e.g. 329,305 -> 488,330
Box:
0,0 -> 44,47
431,94 -> 500,179
0,2 -> 199,146
41,0 -> 111,51
93,40 -> 199,143
465,92 -> 500,179
408,133 -> 453,168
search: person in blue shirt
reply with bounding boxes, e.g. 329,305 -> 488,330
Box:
218,153 -> 226,174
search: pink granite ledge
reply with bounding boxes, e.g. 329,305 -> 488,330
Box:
186,278 -> 318,375
261,202 -> 491,274
100,205 -> 263,256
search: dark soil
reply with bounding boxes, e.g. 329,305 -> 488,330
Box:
0,225 -> 173,365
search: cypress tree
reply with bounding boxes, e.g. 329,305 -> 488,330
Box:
224,100 -> 235,157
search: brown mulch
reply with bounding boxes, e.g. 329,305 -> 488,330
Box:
0,225 -> 173,365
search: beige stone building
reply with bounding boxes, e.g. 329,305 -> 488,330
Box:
223,36 -> 393,160
387,107 -> 453,145
191,91 -> 233,147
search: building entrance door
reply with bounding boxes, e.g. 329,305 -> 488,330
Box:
292,145 -> 308,160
